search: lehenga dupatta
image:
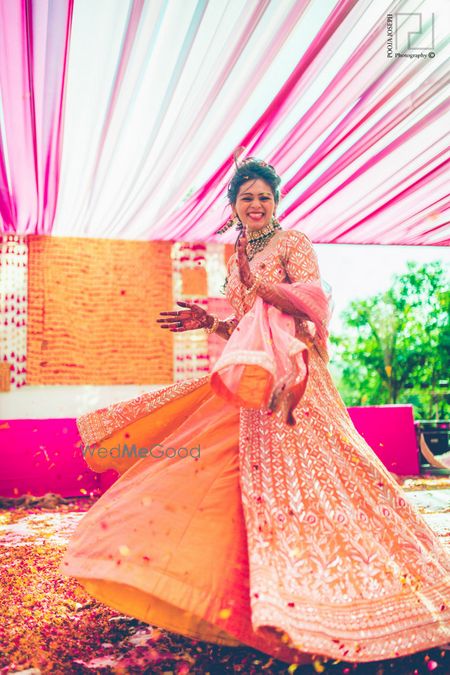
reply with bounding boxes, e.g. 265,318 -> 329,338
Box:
210,279 -> 333,425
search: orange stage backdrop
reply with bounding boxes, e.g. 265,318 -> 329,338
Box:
224,243 -> 234,268
27,236 -> 173,384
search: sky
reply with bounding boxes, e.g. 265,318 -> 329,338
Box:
315,242 -> 449,333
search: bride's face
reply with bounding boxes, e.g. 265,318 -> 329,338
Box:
233,179 -> 276,232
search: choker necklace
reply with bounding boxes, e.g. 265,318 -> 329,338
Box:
247,221 -> 277,240
246,219 -> 282,260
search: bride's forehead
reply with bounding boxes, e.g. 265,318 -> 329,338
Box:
238,179 -> 273,195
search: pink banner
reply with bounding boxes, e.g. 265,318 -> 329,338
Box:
0,405 -> 420,499
347,404 -> 420,475
0,418 -> 113,498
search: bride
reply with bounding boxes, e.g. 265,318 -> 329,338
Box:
61,155 -> 450,666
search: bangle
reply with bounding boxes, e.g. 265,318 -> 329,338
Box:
205,314 -> 220,334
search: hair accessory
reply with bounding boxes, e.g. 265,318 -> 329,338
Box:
240,156 -> 275,170
233,146 -> 246,169
231,145 -> 275,171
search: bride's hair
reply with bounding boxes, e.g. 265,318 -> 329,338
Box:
227,158 -> 282,207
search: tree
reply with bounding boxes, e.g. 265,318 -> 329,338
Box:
330,261 -> 450,419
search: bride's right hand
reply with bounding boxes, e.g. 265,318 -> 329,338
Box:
156,301 -> 213,332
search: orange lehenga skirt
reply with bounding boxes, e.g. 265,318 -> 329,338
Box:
61,376 -> 310,664
60,345 -> 450,665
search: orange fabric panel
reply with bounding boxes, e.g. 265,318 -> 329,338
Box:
61,377 -> 312,664
0,362 -> 11,391
84,379 -> 212,475
180,266 -> 207,296
224,243 -> 234,266
27,236 -> 173,384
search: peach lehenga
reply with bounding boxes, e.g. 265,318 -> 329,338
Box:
61,230 -> 450,665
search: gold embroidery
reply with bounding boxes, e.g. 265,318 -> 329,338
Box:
73,230 -> 450,661
77,375 -> 210,446
227,230 -> 450,660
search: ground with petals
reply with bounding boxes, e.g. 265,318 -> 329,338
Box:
0,476 -> 449,675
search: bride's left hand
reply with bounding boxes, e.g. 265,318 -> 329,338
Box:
236,227 -> 254,289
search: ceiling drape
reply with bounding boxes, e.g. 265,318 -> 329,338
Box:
0,0 -> 448,245
0,0 -> 73,234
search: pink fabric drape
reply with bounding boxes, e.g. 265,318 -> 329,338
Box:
0,0 -> 73,234
80,0 -> 146,222
160,0 -> 361,241
142,0 -> 311,232
211,279 -> 332,426
159,0 -> 448,246
0,0 -> 446,245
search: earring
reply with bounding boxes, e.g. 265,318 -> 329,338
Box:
215,216 -> 234,239
216,214 -> 243,235
271,215 -> 281,228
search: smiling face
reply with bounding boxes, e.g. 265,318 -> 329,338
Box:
232,178 -> 276,233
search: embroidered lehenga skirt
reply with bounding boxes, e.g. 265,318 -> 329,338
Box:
61,231 -> 450,664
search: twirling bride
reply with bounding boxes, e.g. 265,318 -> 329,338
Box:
61,155 -> 450,666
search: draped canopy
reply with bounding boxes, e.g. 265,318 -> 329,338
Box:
0,0 -> 448,245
